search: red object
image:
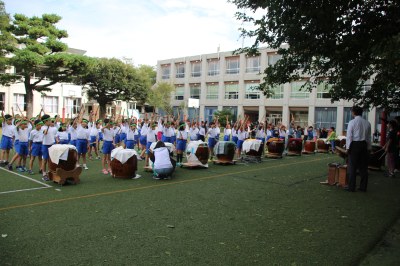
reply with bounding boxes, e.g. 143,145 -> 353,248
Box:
380,110 -> 387,146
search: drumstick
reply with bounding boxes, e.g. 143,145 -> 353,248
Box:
378,151 -> 387,160
16,104 -> 25,119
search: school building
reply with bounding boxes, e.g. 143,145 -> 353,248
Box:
156,47 -> 399,135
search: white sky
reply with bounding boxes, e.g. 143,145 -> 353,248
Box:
4,0 -> 255,66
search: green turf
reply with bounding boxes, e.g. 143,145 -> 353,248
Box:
0,151 -> 399,265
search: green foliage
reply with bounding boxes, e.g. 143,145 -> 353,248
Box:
147,82 -> 175,115
213,108 -> 234,126
80,58 -> 148,117
231,0 -> 400,111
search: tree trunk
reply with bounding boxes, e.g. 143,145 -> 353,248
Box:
24,75 -> 34,118
98,101 -> 108,120
380,110 -> 387,146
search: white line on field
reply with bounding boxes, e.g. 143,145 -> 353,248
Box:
0,167 -> 52,187
0,186 -> 51,195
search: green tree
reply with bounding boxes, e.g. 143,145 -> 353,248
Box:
147,82 -> 175,116
231,0 -> 400,110
0,1 -> 17,84
2,13 -> 92,117
81,58 -> 148,118
213,108 -> 234,126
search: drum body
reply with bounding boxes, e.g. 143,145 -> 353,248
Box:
368,145 -> 385,170
317,139 -> 329,153
338,165 -> 348,187
215,141 -> 236,162
110,155 -> 138,179
48,148 -> 80,185
287,138 -> 302,155
303,140 -> 316,154
245,140 -> 263,157
195,143 -> 209,165
267,140 -> 284,157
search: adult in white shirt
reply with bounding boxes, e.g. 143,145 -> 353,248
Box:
345,106 -> 371,192
151,141 -> 176,179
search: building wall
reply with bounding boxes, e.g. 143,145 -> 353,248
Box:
156,48 -> 380,135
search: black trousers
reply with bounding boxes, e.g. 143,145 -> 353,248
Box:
348,141 -> 369,191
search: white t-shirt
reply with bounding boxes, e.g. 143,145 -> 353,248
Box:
154,147 -> 173,169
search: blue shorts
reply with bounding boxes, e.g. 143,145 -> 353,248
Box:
134,134 -> 140,142
18,142 -> 29,156
90,136 -> 97,147
208,138 -> 217,148
162,136 -> 171,143
237,140 -> 244,149
232,136 -> 238,144
98,132 -> 103,141
70,139 -> 77,147
125,140 -> 135,149
120,133 -> 127,143
139,135 -> 147,146
102,141 -> 113,155
176,139 -> 187,151
42,144 -> 52,160
76,139 -> 88,154
256,137 -> 265,144
14,140 -> 20,154
1,135 -> 13,150
146,141 -> 152,154
115,134 -> 121,144
170,136 -> 176,144
59,139 -> 69,145
31,142 -> 42,157
223,135 -> 230,141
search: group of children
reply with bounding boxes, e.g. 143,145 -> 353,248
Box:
1,108 -> 342,181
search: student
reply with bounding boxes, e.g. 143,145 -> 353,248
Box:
383,120 -> 398,178
101,119 -> 115,175
236,123 -> 247,159
176,122 -> 188,166
326,127 -> 337,153
68,119 -> 78,147
125,123 -> 138,149
41,114 -> 58,181
162,122 -> 172,143
28,120 -> 44,175
56,123 -> 69,144
88,119 -> 101,160
75,118 -> 90,170
145,122 -> 157,167
139,118 -> 149,159
206,122 -> 219,160
14,120 -> 32,172
0,112 -> 15,166
189,122 -> 199,141
224,123 -> 232,141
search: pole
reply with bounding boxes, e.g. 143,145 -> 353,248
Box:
380,109 -> 387,147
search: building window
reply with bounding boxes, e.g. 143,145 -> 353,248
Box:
207,60 -> 220,76
189,84 -> 200,99
246,56 -> 260,73
245,81 -> 261,99
226,57 -> 240,74
206,83 -> 219,100
0,93 -> 4,111
222,106 -> 238,122
224,82 -> 239,99
271,85 -> 284,99
315,107 -> 337,129
290,81 -> 309,99
344,107 -> 369,131
13,93 -> 26,111
204,106 -> 218,123
267,53 -> 282,66
175,63 -> 185,78
317,82 -> 332,99
191,61 -> 201,77
175,85 -> 184,100
161,65 -> 170,79
42,96 -> 58,113
65,97 -> 81,115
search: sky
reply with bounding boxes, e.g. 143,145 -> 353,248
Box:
4,0 -> 254,66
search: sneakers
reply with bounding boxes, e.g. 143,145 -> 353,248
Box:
27,170 -> 34,175
7,164 -> 13,171
108,168 -> 112,175
18,166 -> 26,172
102,169 -> 108,175
83,165 -> 89,170
132,174 -> 141,179
176,162 -> 182,167
39,169 -> 43,174
96,156 -> 101,160
42,175 -> 50,181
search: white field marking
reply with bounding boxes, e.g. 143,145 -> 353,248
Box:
0,167 -> 52,188
0,186 -> 51,195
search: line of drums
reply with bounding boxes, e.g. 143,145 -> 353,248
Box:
46,138 -> 353,184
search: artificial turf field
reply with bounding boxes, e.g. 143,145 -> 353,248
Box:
0,151 -> 400,265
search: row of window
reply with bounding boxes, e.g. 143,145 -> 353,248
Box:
0,93 -> 82,114
161,54 -> 283,79
173,81 -> 331,101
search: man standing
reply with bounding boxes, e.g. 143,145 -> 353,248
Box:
346,106 -> 371,192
